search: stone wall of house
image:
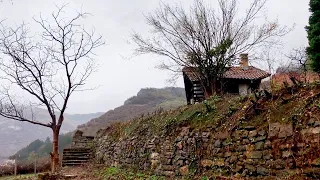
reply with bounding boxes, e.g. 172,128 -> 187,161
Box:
94,122 -> 320,178
239,84 -> 250,96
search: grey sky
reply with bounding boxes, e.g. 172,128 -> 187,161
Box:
0,0 -> 310,114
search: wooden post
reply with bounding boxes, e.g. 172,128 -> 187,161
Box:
14,155 -> 17,176
34,154 -> 37,174
60,153 -> 63,168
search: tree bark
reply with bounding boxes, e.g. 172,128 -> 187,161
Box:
51,126 -> 60,173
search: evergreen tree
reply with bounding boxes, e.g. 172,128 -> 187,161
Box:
306,0 -> 320,72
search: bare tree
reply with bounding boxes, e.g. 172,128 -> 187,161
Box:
132,0 -> 291,96
0,5 -> 104,172
286,47 -> 309,83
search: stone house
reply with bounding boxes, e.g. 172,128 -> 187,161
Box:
182,54 -> 270,104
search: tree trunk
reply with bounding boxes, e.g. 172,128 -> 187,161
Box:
51,127 -> 60,173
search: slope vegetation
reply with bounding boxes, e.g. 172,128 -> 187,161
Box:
95,83 -> 320,179
78,87 -> 186,136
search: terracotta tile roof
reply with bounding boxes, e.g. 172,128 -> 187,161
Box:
183,66 -> 270,81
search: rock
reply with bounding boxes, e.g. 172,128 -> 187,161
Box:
222,139 -> 232,146
263,151 -> 272,160
176,160 -> 184,166
224,152 -> 232,158
237,145 -> 247,152
151,160 -> 160,169
234,173 -> 242,178
214,140 -> 222,148
252,136 -> 266,143
244,126 -> 256,130
245,151 -> 263,159
273,159 -> 285,170
180,127 -> 190,136
201,159 -> 214,167
230,156 -> 238,164
258,130 -> 266,136
187,138 -> 195,144
257,166 -> 269,176
248,130 -> 258,138
202,132 -> 210,138
311,158 -> 320,167
311,127 -> 320,134
255,142 -> 264,150
179,165 -> 189,176
241,169 -> 248,177
314,121 -> 320,127
280,143 -> 293,150
264,141 -> 272,149
308,119 -> 315,126
245,164 -> 256,174
234,130 -> 249,139
282,151 -> 292,158
242,139 -> 250,144
278,124 -> 293,138
213,158 -> 225,166
246,144 -> 255,151
176,141 -> 183,150
236,165 -> 243,172
162,165 -> 175,171
215,131 -> 229,140
162,171 -> 175,177
301,127 -> 320,135
297,143 -> 305,148
269,123 -> 280,138
151,152 -> 160,160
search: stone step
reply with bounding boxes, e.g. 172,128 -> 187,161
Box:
63,148 -> 92,152
63,156 -> 90,160
63,152 -> 92,156
63,154 -> 92,158
63,152 -> 91,155
62,159 -> 89,163
62,163 -> 86,167
62,157 -> 90,160
62,160 -> 89,166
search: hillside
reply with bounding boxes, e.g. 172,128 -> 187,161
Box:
9,133 -> 73,161
78,87 -> 186,136
0,110 -> 102,158
94,83 -> 320,179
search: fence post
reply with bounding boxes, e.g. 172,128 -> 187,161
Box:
34,154 -> 37,174
14,155 -> 17,176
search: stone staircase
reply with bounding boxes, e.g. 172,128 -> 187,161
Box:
193,82 -> 205,102
62,130 -> 94,167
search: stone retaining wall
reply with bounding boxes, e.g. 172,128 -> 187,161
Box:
71,130 -> 94,148
94,122 -> 320,177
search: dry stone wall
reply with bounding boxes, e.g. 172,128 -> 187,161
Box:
71,130 -> 95,148
94,122 -> 320,177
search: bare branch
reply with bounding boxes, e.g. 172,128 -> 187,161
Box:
132,0 -> 292,95
0,5 -> 104,131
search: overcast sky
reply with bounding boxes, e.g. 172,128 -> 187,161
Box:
0,0 -> 310,114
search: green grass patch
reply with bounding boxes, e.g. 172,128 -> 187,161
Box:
107,95 -> 243,141
93,167 -> 165,180
0,174 -> 36,180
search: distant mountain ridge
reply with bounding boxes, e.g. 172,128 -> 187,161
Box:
78,87 -> 186,136
0,110 -> 102,158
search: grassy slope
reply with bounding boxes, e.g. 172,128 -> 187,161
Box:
103,83 -> 320,143
78,87 -> 186,136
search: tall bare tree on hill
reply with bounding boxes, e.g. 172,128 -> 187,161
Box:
286,47 -> 309,83
132,0 -> 291,96
0,5 -> 104,172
